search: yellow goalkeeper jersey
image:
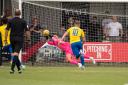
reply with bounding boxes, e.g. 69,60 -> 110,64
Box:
67,26 -> 85,44
0,24 -> 11,46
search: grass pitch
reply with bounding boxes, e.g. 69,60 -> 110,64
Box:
0,66 -> 128,85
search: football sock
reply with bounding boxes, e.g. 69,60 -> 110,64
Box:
15,56 -> 21,71
11,62 -> 15,72
80,55 -> 85,66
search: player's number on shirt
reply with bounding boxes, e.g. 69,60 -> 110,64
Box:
72,29 -> 78,36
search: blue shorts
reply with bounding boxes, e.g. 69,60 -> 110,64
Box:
3,44 -> 13,60
71,41 -> 82,58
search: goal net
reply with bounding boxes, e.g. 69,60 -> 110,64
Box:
11,1 -> 128,66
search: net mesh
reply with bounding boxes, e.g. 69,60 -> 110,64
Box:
11,0 -> 19,16
10,1 -> 128,66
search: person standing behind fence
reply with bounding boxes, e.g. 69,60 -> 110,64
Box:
88,16 -> 101,42
102,11 -> 112,41
5,9 -> 28,74
61,19 -> 86,70
2,8 -> 12,20
29,17 -> 42,45
107,16 -> 123,42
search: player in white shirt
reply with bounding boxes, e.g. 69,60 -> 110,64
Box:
107,16 -> 123,42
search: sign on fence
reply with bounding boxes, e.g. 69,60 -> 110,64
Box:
83,42 -> 128,62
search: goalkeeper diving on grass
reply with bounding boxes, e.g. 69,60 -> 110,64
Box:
42,34 -> 96,68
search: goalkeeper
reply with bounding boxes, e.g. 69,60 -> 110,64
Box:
42,35 -> 96,67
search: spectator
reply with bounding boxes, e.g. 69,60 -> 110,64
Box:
68,17 -> 74,27
25,26 -> 31,45
59,25 -> 66,36
122,28 -> 128,42
29,17 -> 42,45
87,16 -> 102,42
107,16 -> 123,42
102,11 -> 112,40
2,8 -> 12,20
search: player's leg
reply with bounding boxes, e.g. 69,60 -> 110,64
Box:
83,53 -> 96,64
19,49 -> 26,69
10,53 -> 21,73
15,53 -> 22,73
77,42 -> 85,65
65,53 -> 78,65
65,53 -> 82,68
19,49 -> 22,63
10,58 -> 16,74
9,41 -> 15,73
13,53 -> 22,73
11,51 -> 21,74
79,51 -> 85,68
89,56 -> 96,64
8,44 -> 13,64
14,41 -> 23,73
76,42 -> 85,69
71,42 -> 85,68
19,49 -> 24,68
10,38 -> 22,74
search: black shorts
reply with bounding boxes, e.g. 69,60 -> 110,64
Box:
10,37 -> 23,53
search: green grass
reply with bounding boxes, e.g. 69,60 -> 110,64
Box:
0,66 -> 128,85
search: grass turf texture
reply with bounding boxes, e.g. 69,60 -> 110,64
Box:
0,66 -> 128,85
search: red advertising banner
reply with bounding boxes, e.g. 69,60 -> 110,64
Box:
83,42 -> 128,62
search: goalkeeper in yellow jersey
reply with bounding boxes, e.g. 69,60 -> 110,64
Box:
61,19 -> 86,69
0,18 -> 12,62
